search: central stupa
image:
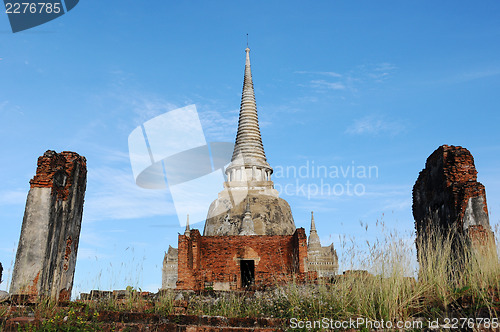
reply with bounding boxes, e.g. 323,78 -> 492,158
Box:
203,48 -> 296,236
161,48 -> 338,290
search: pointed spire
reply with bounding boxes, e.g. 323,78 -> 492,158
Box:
311,211 -> 316,231
184,214 -> 190,237
308,211 -> 321,252
229,48 -> 271,171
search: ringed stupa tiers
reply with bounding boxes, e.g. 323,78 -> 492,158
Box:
204,47 -> 296,236
162,48 -> 338,290
228,47 -> 272,178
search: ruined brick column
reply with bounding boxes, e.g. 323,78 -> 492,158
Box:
10,150 -> 87,301
413,145 -> 495,257
292,228 -> 308,274
176,229 -> 201,290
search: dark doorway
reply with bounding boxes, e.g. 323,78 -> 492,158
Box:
240,260 -> 255,288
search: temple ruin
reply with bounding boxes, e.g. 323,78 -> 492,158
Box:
162,48 -> 338,290
162,245 -> 178,289
307,212 -> 339,278
10,150 -> 87,301
413,145 -> 495,258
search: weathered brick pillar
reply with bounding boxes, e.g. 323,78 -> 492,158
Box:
292,228 -> 308,274
176,229 -> 202,290
10,150 -> 87,301
413,145 -> 495,259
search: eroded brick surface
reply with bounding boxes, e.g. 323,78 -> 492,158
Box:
177,229 -> 310,291
2,312 -> 287,332
10,150 -> 87,301
30,150 -> 87,200
413,145 -> 495,254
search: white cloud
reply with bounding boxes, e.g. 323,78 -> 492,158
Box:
94,147 -> 131,164
295,70 -> 342,78
361,184 -> 410,198
435,67 -> 500,85
310,79 -> 346,90
112,89 -> 237,144
105,90 -> 180,127
83,166 -> 176,222
374,63 -> 397,72
381,198 -> 412,212
198,108 -> 238,142
0,100 -> 24,117
131,97 -> 179,126
79,226 -> 115,248
345,115 -> 405,136
0,189 -> 27,206
77,247 -> 113,260
297,62 -> 397,96
355,63 -> 398,83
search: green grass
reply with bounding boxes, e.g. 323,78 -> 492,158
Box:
2,224 -> 500,331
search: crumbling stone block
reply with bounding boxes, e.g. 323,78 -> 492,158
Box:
413,145 -> 495,256
10,150 -> 87,301
172,299 -> 188,315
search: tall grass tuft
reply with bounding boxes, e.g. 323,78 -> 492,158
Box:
4,222 -> 500,331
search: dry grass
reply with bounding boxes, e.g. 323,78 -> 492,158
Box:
2,223 -> 500,331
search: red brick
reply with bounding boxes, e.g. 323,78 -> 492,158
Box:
177,229 -> 309,290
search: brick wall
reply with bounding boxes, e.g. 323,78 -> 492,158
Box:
177,228 -> 309,290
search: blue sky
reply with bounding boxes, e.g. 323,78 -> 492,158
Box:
1,1 -> 499,296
